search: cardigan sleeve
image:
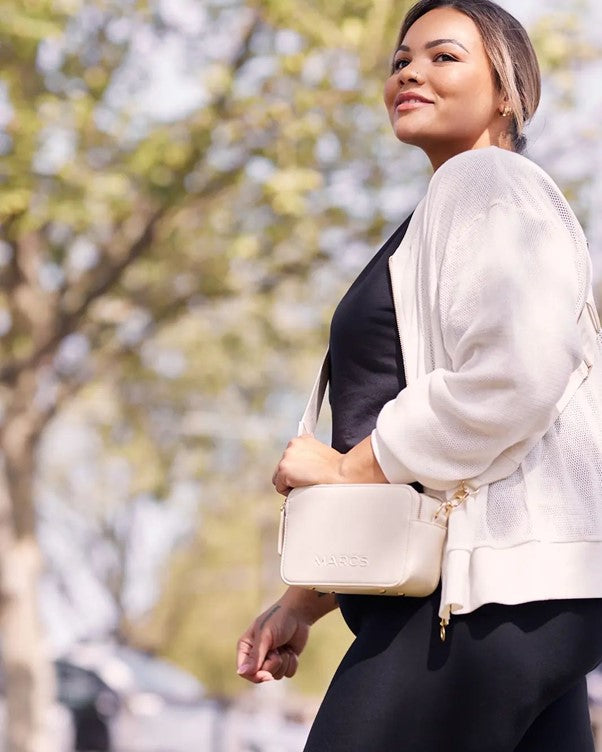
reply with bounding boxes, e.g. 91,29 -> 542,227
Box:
370,189 -> 586,491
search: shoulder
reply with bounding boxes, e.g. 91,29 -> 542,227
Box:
427,146 -> 555,206
423,147 -> 584,244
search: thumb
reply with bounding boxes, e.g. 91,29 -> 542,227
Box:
239,628 -> 273,675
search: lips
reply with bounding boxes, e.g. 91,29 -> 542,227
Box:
394,91 -> 434,109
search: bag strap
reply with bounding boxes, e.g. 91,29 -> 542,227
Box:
298,293 -> 601,437
298,351 -> 329,436
555,292 -> 601,414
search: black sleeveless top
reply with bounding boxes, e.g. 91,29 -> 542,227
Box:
328,213 -> 417,631
329,214 -> 413,453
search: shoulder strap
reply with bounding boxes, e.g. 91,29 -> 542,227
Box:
297,350 -> 329,436
554,292 -> 601,415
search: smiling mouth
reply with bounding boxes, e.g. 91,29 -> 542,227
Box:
396,99 -> 433,111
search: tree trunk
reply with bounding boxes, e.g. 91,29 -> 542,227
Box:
0,538 -> 56,752
0,415 -> 56,752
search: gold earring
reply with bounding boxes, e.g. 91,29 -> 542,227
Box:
501,105 -> 512,118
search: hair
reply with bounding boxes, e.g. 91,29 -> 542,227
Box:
394,0 -> 541,153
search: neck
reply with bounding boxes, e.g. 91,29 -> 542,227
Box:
427,136 -> 514,172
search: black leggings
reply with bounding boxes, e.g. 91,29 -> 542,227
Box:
303,588 -> 602,752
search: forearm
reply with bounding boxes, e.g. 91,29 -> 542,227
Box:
278,586 -> 339,624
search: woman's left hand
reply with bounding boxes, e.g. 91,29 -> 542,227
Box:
272,435 -> 344,495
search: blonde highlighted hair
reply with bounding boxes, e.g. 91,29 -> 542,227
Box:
395,0 -> 541,153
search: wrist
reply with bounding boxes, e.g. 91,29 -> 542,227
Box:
279,586 -> 338,625
338,451 -> 356,483
338,436 -> 387,484
337,452 -> 356,483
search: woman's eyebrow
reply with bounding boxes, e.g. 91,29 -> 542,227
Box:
397,38 -> 470,53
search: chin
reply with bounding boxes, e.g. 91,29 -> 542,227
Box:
393,127 -> 428,149
391,117 -> 427,145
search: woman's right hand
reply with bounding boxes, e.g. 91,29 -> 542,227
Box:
236,598 -> 311,683
236,588 -> 338,683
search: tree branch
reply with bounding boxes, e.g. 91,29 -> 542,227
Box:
0,207 -> 164,385
0,9 -> 261,388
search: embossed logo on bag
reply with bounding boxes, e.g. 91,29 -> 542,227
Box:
314,554 -> 369,567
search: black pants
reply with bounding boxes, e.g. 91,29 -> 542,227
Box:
303,588 -> 602,752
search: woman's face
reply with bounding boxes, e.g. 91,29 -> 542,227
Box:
383,7 -> 508,169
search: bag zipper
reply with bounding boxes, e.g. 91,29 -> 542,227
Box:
439,616 -> 450,642
277,500 -> 286,555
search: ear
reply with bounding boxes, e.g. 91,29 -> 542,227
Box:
497,93 -> 509,115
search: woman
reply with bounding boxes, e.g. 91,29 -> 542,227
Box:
236,1 -> 602,749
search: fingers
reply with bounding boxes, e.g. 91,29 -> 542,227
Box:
272,464 -> 292,496
271,436 -> 305,490
238,629 -> 271,675
236,635 -> 253,675
284,648 -> 298,677
275,480 -> 292,496
272,458 -> 290,495
272,435 -> 339,494
237,601 -> 305,684
254,647 -> 298,682
263,648 -> 288,680
237,635 -> 299,683
277,647 -> 299,679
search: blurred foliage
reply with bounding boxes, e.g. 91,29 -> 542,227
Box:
0,0 -> 600,704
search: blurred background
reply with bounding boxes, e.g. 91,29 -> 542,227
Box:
0,0 -> 601,750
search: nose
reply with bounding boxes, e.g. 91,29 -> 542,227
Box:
397,66 -> 424,85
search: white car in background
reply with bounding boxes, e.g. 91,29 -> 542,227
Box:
61,641 -> 314,752
62,642 -> 222,751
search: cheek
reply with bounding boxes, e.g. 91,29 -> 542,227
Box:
383,75 -> 397,110
437,68 -> 497,115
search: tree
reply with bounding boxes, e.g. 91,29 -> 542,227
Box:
0,0 -> 422,745
0,1 -> 262,747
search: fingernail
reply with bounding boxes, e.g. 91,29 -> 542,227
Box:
237,663 -> 252,675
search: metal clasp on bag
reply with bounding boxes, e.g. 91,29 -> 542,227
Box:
432,480 -> 474,523
433,481 -> 477,643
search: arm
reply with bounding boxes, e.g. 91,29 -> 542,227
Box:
280,586 -> 340,622
272,434 -> 387,495
371,199 -> 585,490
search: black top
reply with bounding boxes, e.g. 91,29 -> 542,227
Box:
329,214 -> 413,453
328,213 -> 417,630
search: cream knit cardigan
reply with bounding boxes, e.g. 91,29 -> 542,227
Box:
370,146 -> 602,622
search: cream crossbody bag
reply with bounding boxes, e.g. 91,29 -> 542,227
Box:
278,294 -> 601,602
277,350 -> 467,599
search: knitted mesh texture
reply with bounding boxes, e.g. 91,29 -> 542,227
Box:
425,148 -> 598,547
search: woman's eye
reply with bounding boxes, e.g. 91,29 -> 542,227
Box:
392,52 -> 456,72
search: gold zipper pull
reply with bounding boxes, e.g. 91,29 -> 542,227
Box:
439,617 -> 449,642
